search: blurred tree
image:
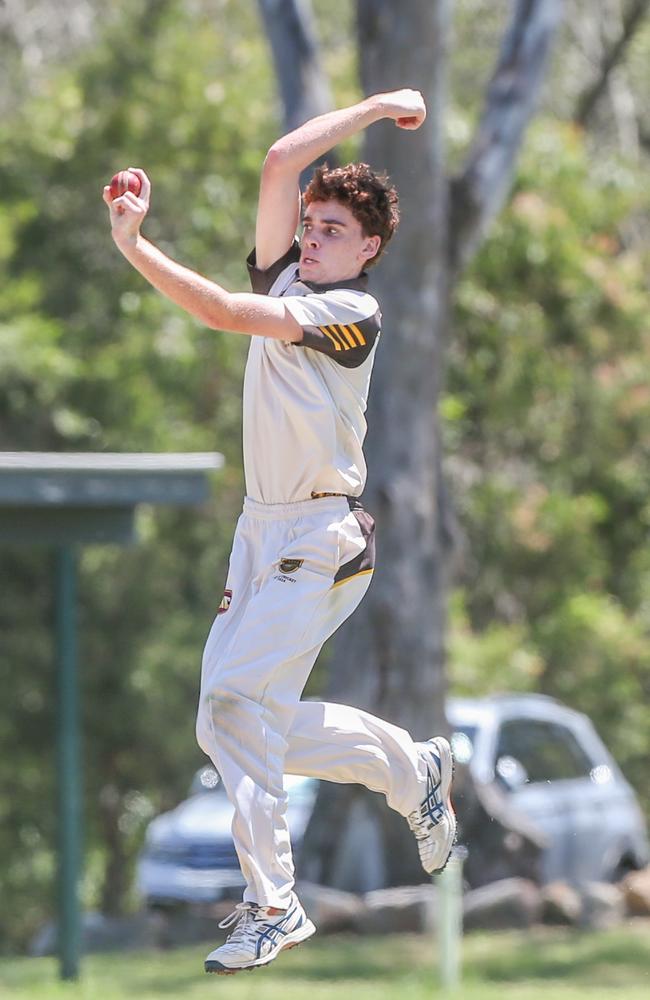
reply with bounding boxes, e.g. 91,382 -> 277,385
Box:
0,0 -> 274,947
257,0 -> 333,133
446,1 -> 650,160
257,0 -> 336,187
0,0 -> 101,116
446,118 -> 650,808
572,0 -> 649,129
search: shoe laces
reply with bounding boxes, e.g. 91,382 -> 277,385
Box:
406,808 -> 428,839
218,902 -> 261,946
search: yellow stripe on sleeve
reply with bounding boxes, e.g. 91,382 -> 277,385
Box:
319,326 -> 341,351
348,323 -> 366,347
337,325 -> 357,349
327,325 -> 349,350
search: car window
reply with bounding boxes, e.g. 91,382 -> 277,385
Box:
495,719 -> 593,783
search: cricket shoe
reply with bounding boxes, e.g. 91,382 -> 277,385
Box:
407,736 -> 456,874
204,892 -> 316,974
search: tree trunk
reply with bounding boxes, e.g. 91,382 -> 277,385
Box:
573,0 -> 649,127
307,0 -> 563,889
99,783 -> 128,916
450,0 -> 564,273
330,0 -> 452,733
314,0 -> 454,888
257,0 -> 335,184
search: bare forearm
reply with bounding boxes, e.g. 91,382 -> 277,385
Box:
115,233 -> 232,329
112,233 -> 301,341
266,95 -> 385,172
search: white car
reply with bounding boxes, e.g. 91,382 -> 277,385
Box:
137,693 -> 648,905
448,693 -> 649,885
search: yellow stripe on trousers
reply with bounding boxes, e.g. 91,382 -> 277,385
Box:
331,568 -> 374,590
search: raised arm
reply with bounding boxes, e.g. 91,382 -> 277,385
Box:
103,91 -> 425,342
255,89 -> 426,271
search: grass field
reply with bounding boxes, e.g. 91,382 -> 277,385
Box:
1,921 -> 649,999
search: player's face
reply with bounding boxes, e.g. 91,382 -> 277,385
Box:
299,200 -> 381,284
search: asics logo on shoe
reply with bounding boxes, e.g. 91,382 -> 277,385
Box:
421,767 -> 446,827
407,737 -> 457,875
255,905 -> 303,959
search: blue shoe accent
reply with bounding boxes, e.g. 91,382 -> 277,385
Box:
204,893 -> 316,974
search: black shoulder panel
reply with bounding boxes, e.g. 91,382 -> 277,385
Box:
246,241 -> 300,295
298,311 -> 381,369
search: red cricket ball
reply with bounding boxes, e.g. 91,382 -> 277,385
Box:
109,169 -> 142,200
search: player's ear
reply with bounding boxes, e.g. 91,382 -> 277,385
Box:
360,235 -> 381,262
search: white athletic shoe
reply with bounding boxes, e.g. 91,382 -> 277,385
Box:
204,892 -> 316,974
407,736 -> 456,874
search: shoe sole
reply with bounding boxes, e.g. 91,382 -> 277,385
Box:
204,918 -> 316,975
427,736 -> 457,875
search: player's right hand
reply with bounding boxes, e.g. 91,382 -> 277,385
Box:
102,167 -> 151,245
377,89 -> 427,130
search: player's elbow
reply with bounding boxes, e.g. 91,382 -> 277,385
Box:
201,303 -> 230,331
199,290 -> 239,332
263,143 -> 295,173
208,293 -> 260,336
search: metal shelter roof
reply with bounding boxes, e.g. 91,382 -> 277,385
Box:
0,452 -> 224,544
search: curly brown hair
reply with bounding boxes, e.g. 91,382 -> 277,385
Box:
303,162 -> 399,267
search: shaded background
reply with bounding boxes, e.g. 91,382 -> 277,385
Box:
0,0 -> 649,954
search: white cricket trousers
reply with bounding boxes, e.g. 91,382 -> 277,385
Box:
196,495 -> 428,908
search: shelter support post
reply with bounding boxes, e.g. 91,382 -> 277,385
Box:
55,545 -> 81,981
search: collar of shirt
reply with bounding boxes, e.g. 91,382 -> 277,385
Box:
300,272 -> 369,294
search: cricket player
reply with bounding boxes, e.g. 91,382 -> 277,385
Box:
104,88 -> 455,975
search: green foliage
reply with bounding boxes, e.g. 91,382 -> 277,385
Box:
2,0 -> 649,960
446,120 -> 650,808
0,0 -> 280,952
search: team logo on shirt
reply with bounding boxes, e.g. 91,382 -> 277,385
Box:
217,589 -> 232,614
279,558 -> 304,574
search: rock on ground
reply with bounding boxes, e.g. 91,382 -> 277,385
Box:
463,877 -> 541,931
622,868 -> 650,917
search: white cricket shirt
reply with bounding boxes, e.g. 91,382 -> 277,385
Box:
244,242 -> 381,504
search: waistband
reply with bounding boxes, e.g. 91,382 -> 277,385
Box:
243,494 -> 361,521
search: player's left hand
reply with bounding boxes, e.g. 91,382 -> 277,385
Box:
376,89 -> 427,130
102,167 -> 151,245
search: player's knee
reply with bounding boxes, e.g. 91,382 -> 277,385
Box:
195,689 -> 234,754
199,684 -> 249,737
